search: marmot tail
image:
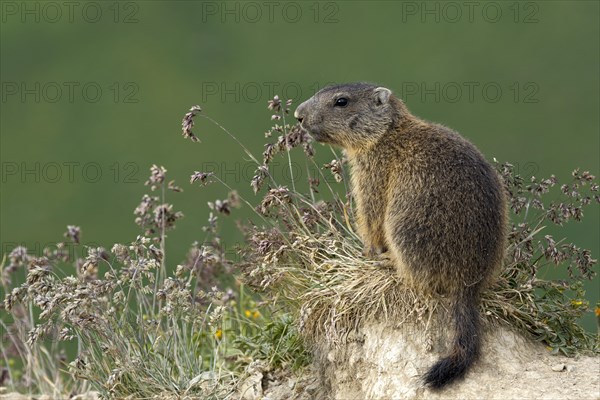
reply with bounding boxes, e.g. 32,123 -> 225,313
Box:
423,288 -> 480,389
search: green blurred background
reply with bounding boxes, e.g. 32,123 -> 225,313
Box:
1,1 -> 598,330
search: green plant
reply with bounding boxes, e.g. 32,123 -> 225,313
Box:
1,168 -> 238,398
232,312 -> 311,372
482,164 -> 599,355
0,99 -> 316,397
0,168 -> 302,398
1,95 -> 597,399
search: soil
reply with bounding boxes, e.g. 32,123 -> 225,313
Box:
243,324 -> 600,400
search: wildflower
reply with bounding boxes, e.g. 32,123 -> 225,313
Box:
190,171 -> 214,186
3,247 -> 26,286
4,287 -> 26,311
579,171 -> 594,181
228,190 -> 241,208
263,143 -> 277,164
203,213 -> 218,233
208,199 -> 232,215
80,247 -> 108,280
257,239 -> 272,255
595,307 -> 600,317
265,124 -> 285,139
285,124 -> 313,157
182,105 -> 202,142
267,95 -> 281,112
26,263 -> 51,285
209,305 -> 225,326
113,291 -> 125,305
59,328 -> 74,341
134,194 -> 158,231
168,180 -> 183,192
148,244 -> 164,262
324,159 -> 344,182
570,300 -> 583,307
251,165 -> 269,194
111,244 -> 129,263
145,165 -> 167,191
27,325 -> 46,346
153,204 -> 184,231
309,177 -> 320,193
244,310 -> 251,318
253,310 -> 260,319
543,235 -> 565,264
222,288 -> 236,303
215,329 -> 223,340
259,187 -> 291,215
69,356 -> 87,373
64,225 -> 81,244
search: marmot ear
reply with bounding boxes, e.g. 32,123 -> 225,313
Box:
374,87 -> 392,105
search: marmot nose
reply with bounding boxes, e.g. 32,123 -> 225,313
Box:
294,101 -> 307,123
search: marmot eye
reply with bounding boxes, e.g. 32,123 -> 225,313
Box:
335,98 -> 349,107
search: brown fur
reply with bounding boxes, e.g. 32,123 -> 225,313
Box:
294,82 -> 508,389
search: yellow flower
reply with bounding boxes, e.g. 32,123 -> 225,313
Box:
595,307 -> 600,317
571,300 -> 583,307
215,329 -> 222,340
245,310 -> 251,318
253,310 -> 261,319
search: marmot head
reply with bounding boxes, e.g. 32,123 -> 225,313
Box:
294,83 -> 403,151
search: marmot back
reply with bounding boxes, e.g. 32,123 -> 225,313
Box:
294,82 -> 508,389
